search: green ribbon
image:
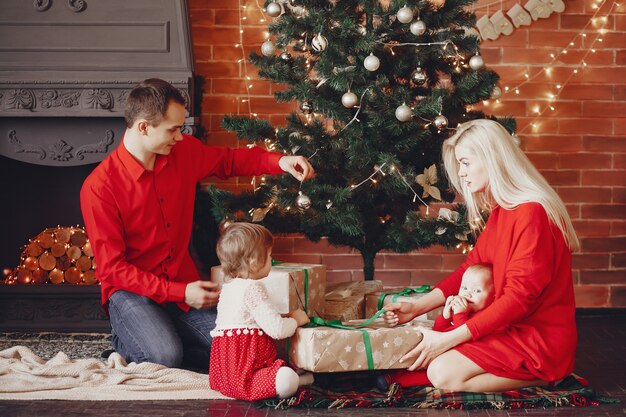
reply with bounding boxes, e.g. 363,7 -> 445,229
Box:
302,309 -> 387,370
377,285 -> 431,310
272,264 -> 309,314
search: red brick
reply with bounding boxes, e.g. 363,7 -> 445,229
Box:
293,237 -> 348,254
410,270 -> 450,287
193,27 -> 241,46
479,47 -> 502,64
573,285 -> 609,307
271,253 -> 322,264
558,187 -> 611,203
559,153 -> 612,169
572,253 -> 610,269
486,65 -> 530,82
189,9 -> 214,26
611,221 -> 626,236
211,78 -> 271,95
580,270 -> 626,284
581,171 -> 626,187
616,119 -> 626,135
375,271 -> 412,287
526,153 -> 558,169
612,253 -> 626,268
583,101 -> 626,118
591,32 -> 626,49
609,286 -> 626,308
581,68 -> 626,84
272,235 -> 295,253
566,204 -> 581,219
614,154 -> 626,169
441,254 -> 466,270
528,30 -> 582,48
242,27 -> 269,45
559,84 -> 614,100
382,254 -> 443,270
581,237 -> 626,252
515,118 -> 559,135
559,119 -> 613,135
204,131 -> 239,147
526,101 -> 582,117
482,31 -> 529,48
523,135 -> 582,152
613,188 -> 626,203
326,271 -> 354,284
323,254 -> 381,270
583,136 -> 626,152
617,50 -> 626,66
500,48 -> 554,65
196,61 -> 241,77
539,170 -> 580,186
202,95 -> 240,113
582,204 -> 626,219
249,97 -> 297,115
572,220 -> 612,237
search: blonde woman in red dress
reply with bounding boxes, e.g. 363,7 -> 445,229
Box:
384,119 -> 580,392
209,222 -> 313,401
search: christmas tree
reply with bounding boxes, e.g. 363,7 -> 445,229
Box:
198,0 -> 515,280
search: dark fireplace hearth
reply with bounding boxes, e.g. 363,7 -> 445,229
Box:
0,0 -> 196,332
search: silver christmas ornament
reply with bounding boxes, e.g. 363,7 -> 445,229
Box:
311,33 -> 328,52
266,2 -> 283,17
396,6 -> 414,23
296,191 -> 312,210
341,91 -> 358,108
491,85 -> 502,99
434,114 -> 448,130
300,100 -> 313,114
411,67 -> 427,85
410,19 -> 427,35
395,103 -> 412,122
469,54 -> 484,70
280,51 -> 292,62
261,40 -> 275,56
363,54 -> 380,71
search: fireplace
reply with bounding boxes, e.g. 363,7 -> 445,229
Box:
0,0 -> 196,331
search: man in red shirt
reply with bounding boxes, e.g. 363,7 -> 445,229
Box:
80,78 -> 314,369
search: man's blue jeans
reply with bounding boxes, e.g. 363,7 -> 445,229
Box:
107,290 -> 217,370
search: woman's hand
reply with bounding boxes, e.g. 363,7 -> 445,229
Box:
400,324 -> 472,371
383,302 -> 418,326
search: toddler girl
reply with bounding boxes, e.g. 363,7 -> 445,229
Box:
209,222 -> 313,401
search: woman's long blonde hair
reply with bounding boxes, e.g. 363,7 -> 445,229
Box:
442,119 -> 580,251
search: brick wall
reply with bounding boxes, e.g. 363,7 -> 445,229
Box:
189,0 -> 626,307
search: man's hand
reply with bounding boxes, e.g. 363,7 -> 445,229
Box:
185,280 -> 220,309
278,155 -> 315,181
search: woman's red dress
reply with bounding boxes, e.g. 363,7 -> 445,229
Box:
436,203 -> 577,382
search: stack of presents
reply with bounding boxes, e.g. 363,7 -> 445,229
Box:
212,262 -> 436,373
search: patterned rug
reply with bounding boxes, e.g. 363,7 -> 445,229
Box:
259,373 -> 618,409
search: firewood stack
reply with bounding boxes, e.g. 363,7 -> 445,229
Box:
8,226 -> 97,285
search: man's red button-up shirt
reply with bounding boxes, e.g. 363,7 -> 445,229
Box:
80,134 -> 284,312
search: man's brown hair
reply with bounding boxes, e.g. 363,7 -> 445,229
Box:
124,78 -> 186,128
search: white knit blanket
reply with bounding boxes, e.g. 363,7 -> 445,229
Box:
0,346 -> 231,400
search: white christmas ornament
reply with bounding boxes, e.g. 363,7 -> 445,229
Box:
363,54 -> 380,71
342,91 -> 358,108
395,103 -> 412,122
410,19 -> 427,35
296,191 -> 312,210
469,54 -> 484,70
434,114 -> 448,130
396,6 -> 414,24
311,33 -> 328,52
491,85 -> 502,99
261,40 -> 275,56
266,2 -> 283,17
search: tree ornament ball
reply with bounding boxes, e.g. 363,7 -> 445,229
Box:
396,6 -> 414,23
342,91 -> 358,108
280,52 -> 292,62
411,67 -> 427,85
266,2 -> 282,17
363,54 -> 380,71
395,104 -> 412,122
491,85 -> 502,99
469,54 -> 484,70
410,19 -> 427,36
311,33 -> 328,52
296,191 -> 312,210
261,40 -> 275,57
300,100 -> 313,114
434,114 -> 448,130
429,0 -> 446,9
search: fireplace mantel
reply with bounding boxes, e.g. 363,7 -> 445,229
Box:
0,0 -> 195,166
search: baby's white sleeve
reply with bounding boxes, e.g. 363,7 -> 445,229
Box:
244,281 -> 298,339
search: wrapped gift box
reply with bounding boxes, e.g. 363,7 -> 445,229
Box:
365,286 -> 432,320
288,319 -> 430,372
211,263 -> 326,316
325,280 -> 384,299
319,296 -> 364,322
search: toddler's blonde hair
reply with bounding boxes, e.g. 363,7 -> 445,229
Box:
216,222 -> 273,279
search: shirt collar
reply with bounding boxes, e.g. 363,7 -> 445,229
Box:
117,140 -> 148,181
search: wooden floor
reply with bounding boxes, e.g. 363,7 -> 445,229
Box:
1,310 -> 624,417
